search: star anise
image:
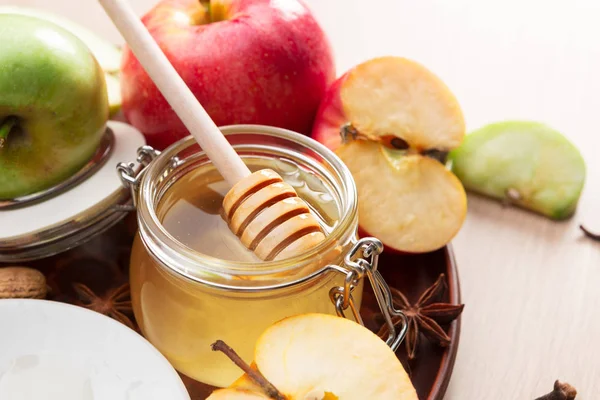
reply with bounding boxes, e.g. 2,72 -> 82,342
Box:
378,273 -> 464,360
72,282 -> 135,330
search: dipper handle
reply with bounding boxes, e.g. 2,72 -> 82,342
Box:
98,0 -> 251,186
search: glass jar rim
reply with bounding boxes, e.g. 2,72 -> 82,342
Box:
137,124 -> 357,283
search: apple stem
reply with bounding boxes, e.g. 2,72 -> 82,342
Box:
199,0 -> 228,23
211,340 -> 286,400
0,116 -> 18,149
199,1 -> 210,14
580,225 -> 600,242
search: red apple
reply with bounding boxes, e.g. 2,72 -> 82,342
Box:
312,56 -> 467,254
120,0 -> 335,150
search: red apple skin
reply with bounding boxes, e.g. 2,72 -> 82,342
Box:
121,0 -> 336,150
310,72 -> 348,151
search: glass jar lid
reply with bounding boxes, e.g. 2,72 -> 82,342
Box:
0,121 -> 146,262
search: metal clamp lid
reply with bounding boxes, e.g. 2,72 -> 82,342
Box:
328,237 -> 408,351
116,145 -> 161,210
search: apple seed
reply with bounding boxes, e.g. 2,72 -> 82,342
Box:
390,137 -> 409,150
422,148 -> 448,164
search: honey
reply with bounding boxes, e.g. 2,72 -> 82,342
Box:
156,159 -> 339,263
128,126 -> 360,388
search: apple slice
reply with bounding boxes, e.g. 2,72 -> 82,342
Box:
449,121 -> 586,219
0,6 -> 122,115
208,313 -> 417,400
312,56 -> 467,253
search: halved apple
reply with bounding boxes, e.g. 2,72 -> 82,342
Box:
207,313 -> 417,400
312,56 -> 467,253
0,6 -> 122,116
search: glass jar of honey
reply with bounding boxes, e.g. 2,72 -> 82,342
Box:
118,125 -> 406,388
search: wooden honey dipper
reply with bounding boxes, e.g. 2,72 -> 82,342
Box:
99,0 -> 325,261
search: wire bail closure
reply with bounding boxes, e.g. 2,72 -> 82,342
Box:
327,237 -> 408,351
116,145 -> 160,210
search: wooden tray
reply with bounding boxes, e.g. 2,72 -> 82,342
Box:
3,213 -> 461,400
374,246 -> 462,400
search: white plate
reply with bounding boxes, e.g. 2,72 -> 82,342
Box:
0,299 -> 190,400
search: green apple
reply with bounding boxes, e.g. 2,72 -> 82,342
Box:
0,14 -> 109,200
449,121 -> 586,220
0,6 -> 122,115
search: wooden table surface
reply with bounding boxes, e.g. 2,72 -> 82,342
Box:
4,0 -> 599,398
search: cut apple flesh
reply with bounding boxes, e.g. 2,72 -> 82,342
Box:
449,121 -> 586,219
255,314 -> 416,400
341,57 -> 465,151
338,141 -> 466,253
207,314 -> 417,400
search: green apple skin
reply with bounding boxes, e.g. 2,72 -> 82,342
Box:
0,14 -> 108,200
0,6 -> 123,116
449,121 -> 586,220
0,6 -> 121,72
